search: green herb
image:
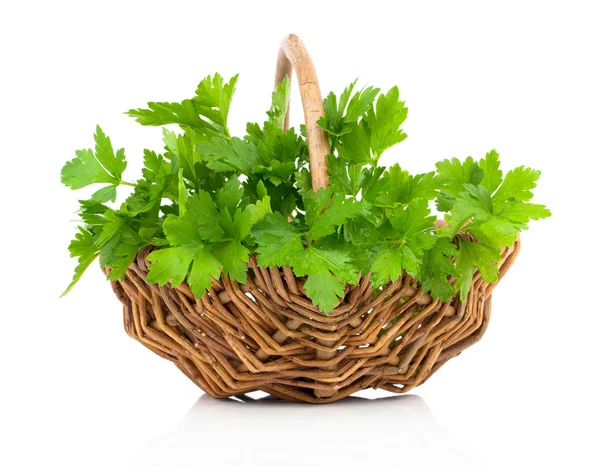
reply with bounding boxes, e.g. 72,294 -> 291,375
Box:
61,73 -> 550,313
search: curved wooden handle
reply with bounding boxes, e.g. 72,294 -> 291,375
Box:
275,34 -> 329,191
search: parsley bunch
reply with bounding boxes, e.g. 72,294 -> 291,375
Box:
61,74 -> 550,313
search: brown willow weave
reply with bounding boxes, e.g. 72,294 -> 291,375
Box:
104,35 -> 522,403
106,238 -> 519,403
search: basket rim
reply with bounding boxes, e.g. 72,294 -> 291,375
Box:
104,233 -> 521,318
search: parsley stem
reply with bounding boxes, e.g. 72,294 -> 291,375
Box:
121,181 -> 137,187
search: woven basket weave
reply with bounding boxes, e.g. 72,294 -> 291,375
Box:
105,35 -> 520,403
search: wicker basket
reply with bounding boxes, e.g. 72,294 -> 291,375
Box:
105,35 -> 520,403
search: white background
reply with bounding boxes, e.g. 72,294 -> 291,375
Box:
1,1 -> 599,465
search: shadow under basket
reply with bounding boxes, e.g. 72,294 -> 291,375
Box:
104,35 -> 522,403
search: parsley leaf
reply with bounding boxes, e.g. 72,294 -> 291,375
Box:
61,125 -> 126,189
61,227 -> 100,296
492,166 -> 542,204
146,190 -> 228,295
375,164 -> 444,208
193,73 -> 238,130
99,231 -> 145,281
198,137 -> 258,174
417,237 -> 457,301
91,185 -> 117,203
216,177 -> 245,215
147,245 -> 222,297
479,149 -> 503,194
189,191 -> 225,240
369,199 -> 437,285
266,76 -> 291,129
252,212 -> 303,267
304,187 -> 361,241
318,80 -> 379,138
211,239 -> 249,283
365,86 -> 408,160
292,247 -> 359,313
435,156 -> 483,211
454,238 -> 501,301
245,195 -> 272,225
126,73 -> 237,138
387,199 -> 437,255
337,121 -> 372,164
370,245 -> 413,287
127,100 -> 222,137
302,270 -> 345,312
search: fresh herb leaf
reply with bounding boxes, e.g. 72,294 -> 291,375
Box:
369,199 -> 437,284
318,80 -> 379,138
267,75 -> 291,128
337,121 -> 372,164
370,244 -> 413,287
198,137 -> 258,174
251,212 -> 303,267
91,185 -> 117,203
417,237 -> 457,301
291,246 -> 359,313
479,149 -> 503,194
492,166 -> 542,204
454,238 -> 501,301
61,227 -> 100,296
126,73 -> 238,138
435,156 -> 483,212
193,73 -> 238,132
61,125 -> 126,189
376,164 -> 443,207
304,187 -> 361,241
365,86 -> 408,160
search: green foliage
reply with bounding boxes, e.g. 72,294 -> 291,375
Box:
62,73 -> 550,314
61,227 -> 100,296
61,125 -> 127,190
365,87 -> 408,160
318,79 -> 379,139
126,73 -> 238,138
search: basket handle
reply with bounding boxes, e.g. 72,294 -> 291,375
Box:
275,36 -> 337,396
275,34 -> 330,192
